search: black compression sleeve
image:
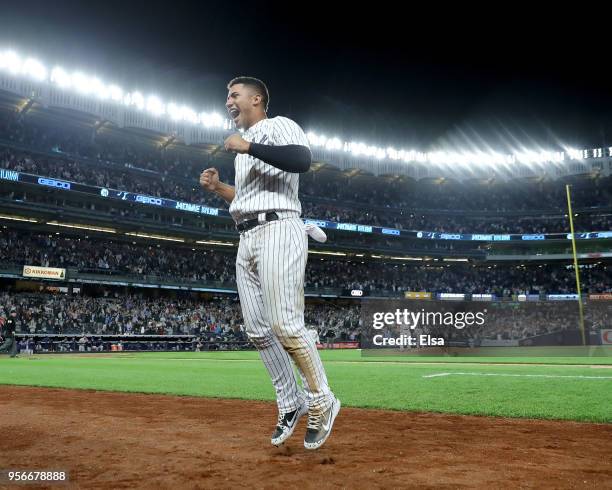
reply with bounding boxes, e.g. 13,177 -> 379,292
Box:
247,143 -> 312,173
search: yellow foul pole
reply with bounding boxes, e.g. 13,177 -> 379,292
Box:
565,184 -> 586,346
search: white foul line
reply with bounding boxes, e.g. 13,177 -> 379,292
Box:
423,372 -> 612,379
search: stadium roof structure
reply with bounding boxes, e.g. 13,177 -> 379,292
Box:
1,48 -> 611,182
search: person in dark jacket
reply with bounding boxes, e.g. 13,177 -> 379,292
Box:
0,309 -> 18,357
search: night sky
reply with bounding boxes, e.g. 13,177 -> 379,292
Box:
1,1 -> 609,150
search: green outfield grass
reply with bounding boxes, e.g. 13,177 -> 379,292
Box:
0,349 -> 611,423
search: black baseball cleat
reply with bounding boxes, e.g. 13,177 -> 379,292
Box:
271,403 -> 308,446
304,396 -> 341,450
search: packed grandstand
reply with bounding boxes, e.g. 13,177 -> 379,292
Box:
0,52 -> 610,354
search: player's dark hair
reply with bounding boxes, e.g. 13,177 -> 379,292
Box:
228,76 -> 269,112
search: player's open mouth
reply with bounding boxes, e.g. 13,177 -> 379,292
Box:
229,108 -> 240,121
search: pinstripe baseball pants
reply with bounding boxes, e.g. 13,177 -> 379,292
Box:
236,215 -> 332,415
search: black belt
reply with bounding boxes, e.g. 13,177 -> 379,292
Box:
236,212 -> 279,233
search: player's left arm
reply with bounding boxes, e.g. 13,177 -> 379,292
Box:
223,117 -> 312,173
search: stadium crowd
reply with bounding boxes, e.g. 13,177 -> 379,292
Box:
1,110 -> 610,355
0,290 -> 364,348
1,230 -> 610,295
2,290 -> 608,352
0,291 -> 244,337
301,202 -> 612,234
306,260 -> 612,295
1,110 -> 611,235
0,230 -> 236,284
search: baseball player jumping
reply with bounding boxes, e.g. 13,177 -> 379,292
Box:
200,77 -> 340,450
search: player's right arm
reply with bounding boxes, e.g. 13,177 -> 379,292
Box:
199,168 -> 235,204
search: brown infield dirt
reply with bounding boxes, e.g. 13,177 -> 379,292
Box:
0,386 -> 611,489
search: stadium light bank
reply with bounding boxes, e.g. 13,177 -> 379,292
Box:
0,48 -> 608,167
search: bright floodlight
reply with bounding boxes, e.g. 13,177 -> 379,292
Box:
307,132 -> 331,147
108,84 -> 123,102
199,112 -> 211,127
201,112 -> 224,128
325,137 -> 342,151
180,106 -> 198,124
1,46 -> 603,161
367,145 -> 379,157
146,95 -> 165,116
210,112 -> 223,127
126,91 -> 145,110
71,72 -> 94,94
387,147 -> 399,160
91,78 -> 109,99
349,142 -> 366,155
167,103 -> 181,121
0,50 -> 21,74
318,135 -> 328,146
566,148 -> 584,160
51,67 -> 71,88
22,58 -> 46,81
0,51 -> 9,70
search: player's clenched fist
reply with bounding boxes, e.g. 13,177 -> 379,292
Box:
224,133 -> 250,154
200,168 -> 219,192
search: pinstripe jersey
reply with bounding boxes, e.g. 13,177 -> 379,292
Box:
229,116 -> 310,222
231,115 -> 335,420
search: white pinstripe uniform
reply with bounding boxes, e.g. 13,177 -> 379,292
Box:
230,116 -> 333,416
